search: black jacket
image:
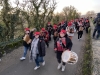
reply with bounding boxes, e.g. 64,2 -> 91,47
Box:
38,38 -> 46,57
94,17 -> 100,30
54,35 -> 73,51
58,25 -> 66,33
29,31 -> 35,40
46,25 -> 53,32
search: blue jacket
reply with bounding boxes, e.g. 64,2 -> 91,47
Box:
94,15 -> 100,31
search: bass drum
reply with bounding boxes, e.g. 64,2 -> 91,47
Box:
61,50 -> 78,65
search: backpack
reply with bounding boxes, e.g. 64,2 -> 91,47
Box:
97,17 -> 100,25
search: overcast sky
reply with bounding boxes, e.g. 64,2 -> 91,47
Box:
10,0 -> 100,15
55,0 -> 100,15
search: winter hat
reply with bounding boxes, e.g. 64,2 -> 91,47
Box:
34,32 -> 40,36
25,28 -> 30,31
68,22 -> 72,27
60,30 -> 66,34
53,25 -> 57,28
41,28 -> 45,31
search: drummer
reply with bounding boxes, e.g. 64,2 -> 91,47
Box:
54,30 -> 73,71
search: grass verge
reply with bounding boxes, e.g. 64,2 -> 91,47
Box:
82,29 -> 92,75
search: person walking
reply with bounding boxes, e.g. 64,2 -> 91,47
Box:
78,25 -> 84,40
30,32 -> 46,70
54,30 -> 73,71
40,28 -> 49,48
93,13 -> 100,39
85,19 -> 90,34
45,22 -> 53,41
20,28 -> 31,60
66,22 -> 76,40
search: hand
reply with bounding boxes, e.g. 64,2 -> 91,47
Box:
45,38 -> 47,40
54,48 -> 57,51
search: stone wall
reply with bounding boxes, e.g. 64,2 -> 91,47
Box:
91,20 -> 100,75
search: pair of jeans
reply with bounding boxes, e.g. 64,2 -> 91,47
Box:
56,51 -> 66,66
45,41 -> 49,48
23,46 -> 29,57
96,30 -> 100,39
93,29 -> 97,38
86,27 -> 89,33
78,31 -> 83,39
48,31 -> 51,41
35,55 -> 44,66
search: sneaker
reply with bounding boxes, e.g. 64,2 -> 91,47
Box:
57,63 -> 62,70
42,61 -> 45,66
61,65 -> 65,71
34,66 -> 40,70
20,57 -> 26,60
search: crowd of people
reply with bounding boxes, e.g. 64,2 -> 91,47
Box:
0,13 -> 100,73
20,18 -> 90,72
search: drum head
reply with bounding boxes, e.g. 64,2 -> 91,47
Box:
62,50 -> 78,65
68,51 -> 78,65
62,50 -> 71,63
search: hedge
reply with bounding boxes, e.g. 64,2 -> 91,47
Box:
0,36 -> 23,57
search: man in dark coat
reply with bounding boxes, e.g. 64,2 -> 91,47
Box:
93,13 -> 100,39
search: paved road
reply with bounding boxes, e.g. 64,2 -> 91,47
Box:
0,32 -> 85,75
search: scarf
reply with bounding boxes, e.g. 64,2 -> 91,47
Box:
30,38 -> 39,61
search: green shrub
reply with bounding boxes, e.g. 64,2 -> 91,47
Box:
0,36 -> 23,57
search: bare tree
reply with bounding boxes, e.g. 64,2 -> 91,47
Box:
16,0 -> 57,30
86,11 -> 96,18
63,6 -> 80,21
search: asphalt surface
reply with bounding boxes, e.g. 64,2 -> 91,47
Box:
0,32 -> 85,75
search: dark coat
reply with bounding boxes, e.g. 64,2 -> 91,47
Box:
29,31 -> 35,40
94,17 -> 100,31
45,25 -> 53,32
58,25 -> 66,33
38,38 -> 46,57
